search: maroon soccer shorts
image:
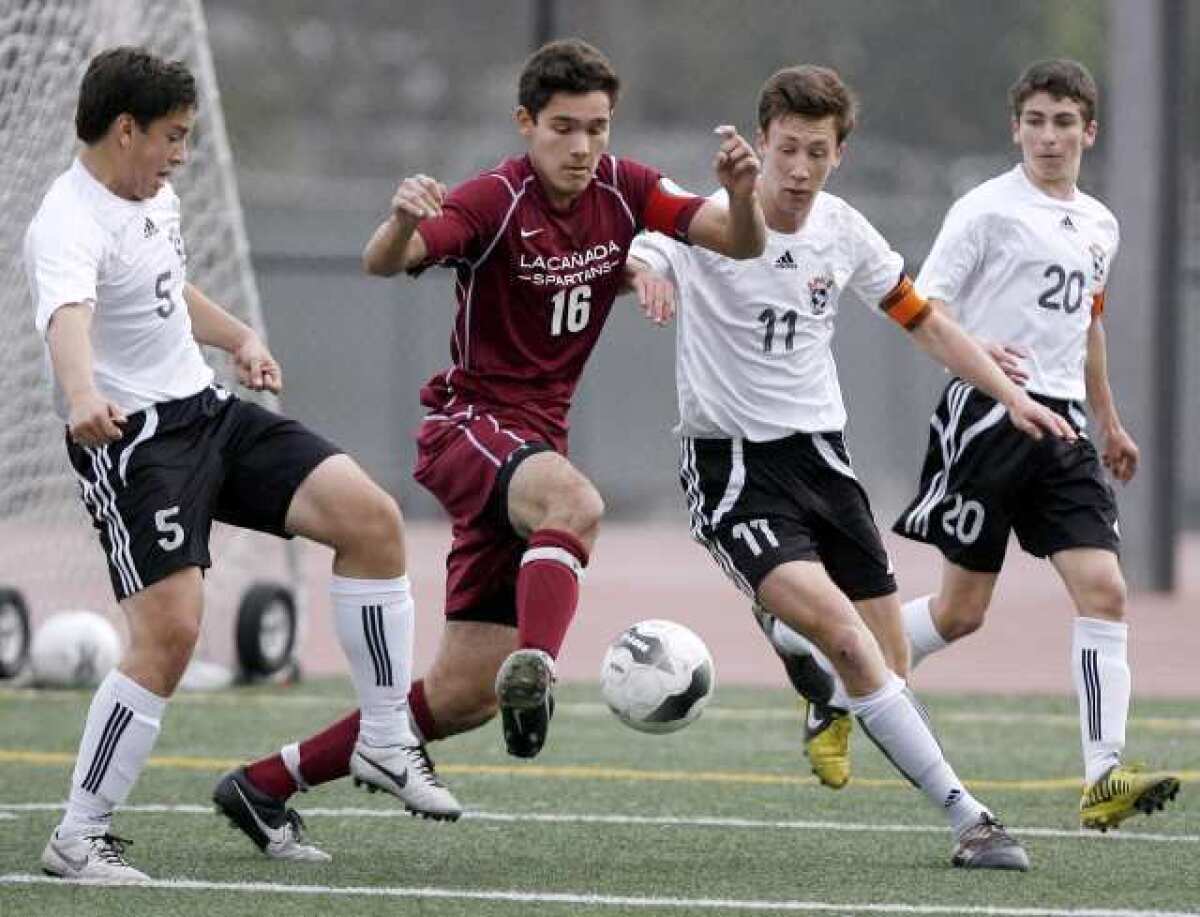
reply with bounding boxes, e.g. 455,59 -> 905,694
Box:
413,406 -> 556,622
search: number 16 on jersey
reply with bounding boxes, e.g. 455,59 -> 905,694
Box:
550,284 -> 592,336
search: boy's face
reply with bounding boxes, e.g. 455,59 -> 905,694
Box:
517,91 -> 612,206
756,114 -> 843,218
116,106 -> 194,200
1012,91 -> 1096,188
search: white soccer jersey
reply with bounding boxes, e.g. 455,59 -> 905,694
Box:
631,189 -> 903,440
916,164 -> 1119,401
24,158 -> 214,419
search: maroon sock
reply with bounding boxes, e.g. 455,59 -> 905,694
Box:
243,710 -> 360,802
409,678 -> 445,741
516,529 -> 588,658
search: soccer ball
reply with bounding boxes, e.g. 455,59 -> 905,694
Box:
30,611 -> 121,688
600,619 -> 715,734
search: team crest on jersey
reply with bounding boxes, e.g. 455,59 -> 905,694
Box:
807,274 -> 834,315
1088,243 -> 1107,283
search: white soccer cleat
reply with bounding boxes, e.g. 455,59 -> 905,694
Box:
351,740 -> 462,821
212,768 -> 331,863
41,829 -> 149,882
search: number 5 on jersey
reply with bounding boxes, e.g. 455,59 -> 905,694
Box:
550,284 -> 591,336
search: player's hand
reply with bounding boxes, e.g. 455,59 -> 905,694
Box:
234,333 -> 283,394
712,125 -> 760,200
981,339 -> 1030,385
1100,423 -> 1139,483
67,391 -> 127,447
1006,393 -> 1076,443
630,269 -> 676,326
390,174 -> 447,226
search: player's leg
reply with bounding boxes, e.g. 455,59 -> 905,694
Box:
1052,547 -> 1180,829
281,453 -> 460,819
494,449 -> 599,757
758,561 -> 1027,870
45,569 -> 201,881
901,563 -> 998,668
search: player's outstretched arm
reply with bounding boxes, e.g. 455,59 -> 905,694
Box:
908,300 -> 1076,443
622,257 -> 677,326
184,284 -> 281,394
46,303 -> 127,446
1085,315 -> 1138,482
685,126 -> 766,260
363,174 -> 447,276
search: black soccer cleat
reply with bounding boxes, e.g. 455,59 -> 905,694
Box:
495,648 -> 558,759
212,767 -> 330,862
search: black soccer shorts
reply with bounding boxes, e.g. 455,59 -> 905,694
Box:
66,385 -> 341,600
678,430 -> 897,602
893,378 -> 1120,573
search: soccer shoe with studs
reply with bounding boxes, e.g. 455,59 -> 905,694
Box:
212,767 -> 330,862
350,740 -> 463,821
41,829 -> 149,882
950,814 -> 1030,871
1079,764 -> 1181,831
495,648 -> 557,759
804,701 -> 852,789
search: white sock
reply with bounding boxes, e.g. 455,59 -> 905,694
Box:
763,614 -> 851,710
850,674 -> 988,836
331,574 -> 417,747
279,742 -> 308,791
1073,616 -> 1130,783
902,594 -> 948,669
58,670 -> 166,839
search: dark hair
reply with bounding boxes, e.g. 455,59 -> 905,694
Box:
517,38 -> 620,120
76,46 -> 197,144
757,65 -> 857,143
1009,59 -> 1098,123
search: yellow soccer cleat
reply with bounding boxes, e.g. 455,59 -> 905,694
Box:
1080,764 -> 1181,831
804,702 -> 852,789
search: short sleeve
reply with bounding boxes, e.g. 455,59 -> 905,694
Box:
412,173 -> 511,273
915,200 -> 984,310
845,207 -> 905,310
25,208 -> 104,337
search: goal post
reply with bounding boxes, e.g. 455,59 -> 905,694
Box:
0,0 -> 304,681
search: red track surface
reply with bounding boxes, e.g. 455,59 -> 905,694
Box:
299,522 -> 1200,698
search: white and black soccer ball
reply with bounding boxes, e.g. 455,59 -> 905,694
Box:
600,619 -> 715,734
30,611 -> 121,689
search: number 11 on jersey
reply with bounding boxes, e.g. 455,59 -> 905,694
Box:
550,284 -> 592,336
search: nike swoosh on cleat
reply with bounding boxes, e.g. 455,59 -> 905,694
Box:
232,783 -> 285,844
357,751 -> 408,789
50,841 -> 88,873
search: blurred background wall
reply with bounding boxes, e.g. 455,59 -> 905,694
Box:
199,0 -> 1198,584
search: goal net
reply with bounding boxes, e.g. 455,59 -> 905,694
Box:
0,0 -> 300,678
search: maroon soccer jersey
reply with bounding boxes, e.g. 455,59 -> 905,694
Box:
414,153 -> 703,447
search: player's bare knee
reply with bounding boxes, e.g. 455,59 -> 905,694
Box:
821,623 -> 875,681
546,477 -> 604,541
935,591 -> 989,642
337,490 -> 406,572
1080,571 -> 1127,622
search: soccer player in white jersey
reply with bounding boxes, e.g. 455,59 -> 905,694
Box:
892,59 -> 1180,830
629,66 -> 1075,870
24,47 -> 459,881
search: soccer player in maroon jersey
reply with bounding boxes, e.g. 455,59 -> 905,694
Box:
216,38 -> 764,856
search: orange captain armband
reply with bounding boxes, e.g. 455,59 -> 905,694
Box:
879,275 -> 931,330
1092,291 -> 1106,317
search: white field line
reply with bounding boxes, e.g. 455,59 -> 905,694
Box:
1,802 -> 1195,845
0,873 -> 1194,916
2,689 -> 1197,732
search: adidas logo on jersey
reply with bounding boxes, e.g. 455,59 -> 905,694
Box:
1060,214 -> 1077,232
774,250 -> 798,270
143,217 -> 158,239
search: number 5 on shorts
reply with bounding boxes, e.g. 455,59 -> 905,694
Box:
155,506 -> 184,551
